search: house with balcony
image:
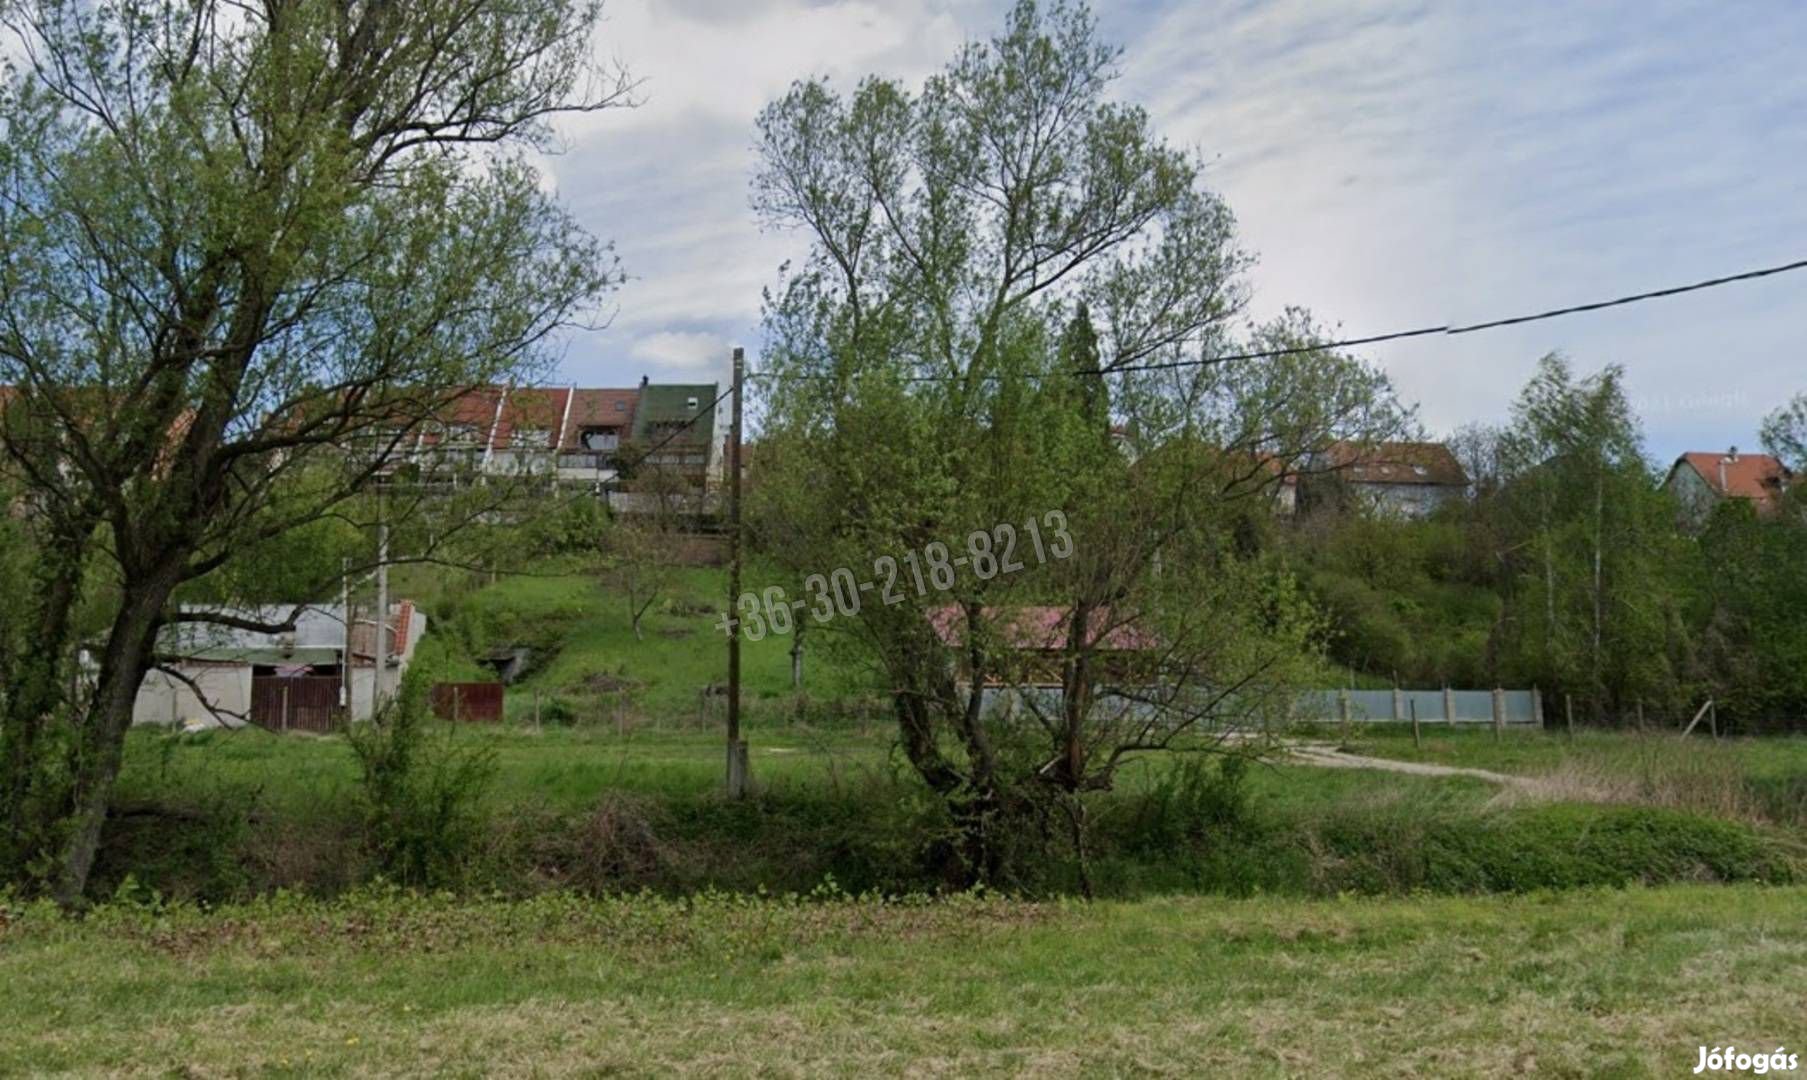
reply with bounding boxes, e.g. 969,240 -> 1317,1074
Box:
556,387 -> 639,488
372,379 -> 721,497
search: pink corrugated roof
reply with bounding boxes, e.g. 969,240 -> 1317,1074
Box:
929,605 -> 1157,652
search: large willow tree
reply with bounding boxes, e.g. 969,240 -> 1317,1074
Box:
750,0 -> 1407,884
0,0 -> 626,902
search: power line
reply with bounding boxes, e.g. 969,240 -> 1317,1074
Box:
744,254 -> 1807,383
1443,257 -> 1807,335
1099,255 -> 1807,375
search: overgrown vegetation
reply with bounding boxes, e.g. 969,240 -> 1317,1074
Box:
346,668 -> 497,889
1279,355 -> 1807,732
86,721 -> 1803,905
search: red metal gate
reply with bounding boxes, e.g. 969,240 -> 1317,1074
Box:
250,676 -> 343,733
430,682 -> 504,722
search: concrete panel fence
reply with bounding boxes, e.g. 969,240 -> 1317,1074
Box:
977,685 -> 1546,728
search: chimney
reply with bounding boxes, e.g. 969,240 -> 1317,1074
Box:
1718,454 -> 1729,492
1727,445 -> 1738,464
640,375 -> 649,389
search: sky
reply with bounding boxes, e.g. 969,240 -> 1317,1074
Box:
542,0 -> 1807,462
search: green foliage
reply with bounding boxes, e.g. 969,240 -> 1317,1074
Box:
749,0 -> 1407,878
1760,391 -> 1807,472
1288,515 -> 1501,686
1689,499 -> 1807,728
0,0 -> 623,901
524,497 -> 612,557
346,670 -> 497,889
1406,805 -> 1793,892
1490,355 -> 1687,714
83,721 -> 1807,904
1122,754 -> 1253,854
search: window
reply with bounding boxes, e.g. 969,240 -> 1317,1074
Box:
686,396 -> 698,410
513,427 -> 549,448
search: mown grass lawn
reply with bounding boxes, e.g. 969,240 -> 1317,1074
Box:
3,885 -> 1802,1076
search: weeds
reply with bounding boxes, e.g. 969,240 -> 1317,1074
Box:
347,670 -> 497,888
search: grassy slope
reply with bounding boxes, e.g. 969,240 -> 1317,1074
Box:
407,561 -> 875,719
4,885 -> 1803,1076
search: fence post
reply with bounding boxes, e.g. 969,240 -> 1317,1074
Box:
1392,685 -> 1404,724
1710,701 -> 1719,740
1532,686 -> 1544,729
1410,697 -> 1421,750
1339,688 -> 1351,743
1565,693 -> 1574,738
1443,685 -> 1455,725
726,738 -> 750,796
1491,687 -> 1504,740
282,684 -> 290,733
452,685 -> 461,724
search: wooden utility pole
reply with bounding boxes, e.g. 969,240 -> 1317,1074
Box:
790,621 -> 805,691
341,557 -> 354,721
726,347 -> 749,797
374,519 -> 388,713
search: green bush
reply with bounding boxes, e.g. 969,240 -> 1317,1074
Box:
347,671 -> 497,888
1306,804 -> 1795,894
1123,754 -> 1253,853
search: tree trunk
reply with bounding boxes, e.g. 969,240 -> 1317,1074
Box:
0,540 -> 87,864
51,571 -> 178,906
1590,471 -> 1604,718
790,623 -> 804,690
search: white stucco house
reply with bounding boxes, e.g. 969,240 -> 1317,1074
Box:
129,601 -> 425,730
1303,441 -> 1470,519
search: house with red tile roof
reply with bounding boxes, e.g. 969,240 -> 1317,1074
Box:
383,379 -> 719,494
1663,447 -> 1794,528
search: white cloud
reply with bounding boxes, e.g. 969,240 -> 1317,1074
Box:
546,0 -> 1807,458
630,330 -> 735,373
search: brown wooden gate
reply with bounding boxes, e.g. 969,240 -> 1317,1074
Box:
430,682 -> 504,722
250,675 -> 343,733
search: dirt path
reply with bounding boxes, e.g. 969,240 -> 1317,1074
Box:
1284,742 -> 1537,788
